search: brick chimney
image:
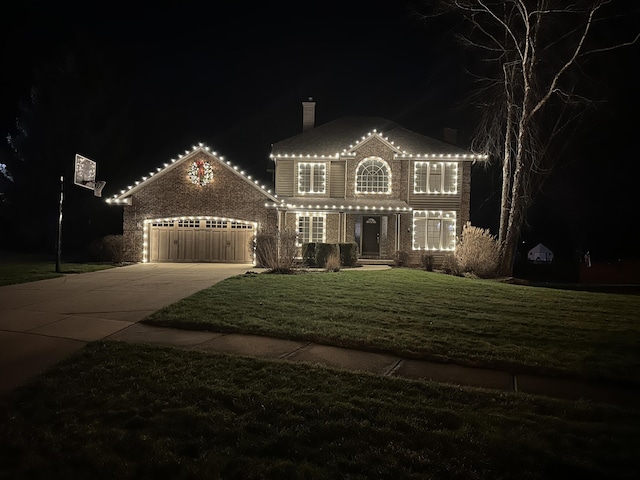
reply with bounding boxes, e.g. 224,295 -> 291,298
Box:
302,97 -> 316,132
443,127 -> 458,145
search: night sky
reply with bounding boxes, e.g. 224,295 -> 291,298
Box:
1,0 -> 638,262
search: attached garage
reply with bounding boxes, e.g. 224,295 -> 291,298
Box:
147,218 -> 255,263
106,144 -> 278,264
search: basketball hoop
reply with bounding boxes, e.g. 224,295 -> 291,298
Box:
93,180 -> 106,197
74,153 -> 106,196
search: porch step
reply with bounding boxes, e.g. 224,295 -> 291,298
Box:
357,258 -> 396,266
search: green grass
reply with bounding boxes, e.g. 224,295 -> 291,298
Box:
1,341 -> 638,480
0,256 -> 115,286
144,269 -> 640,383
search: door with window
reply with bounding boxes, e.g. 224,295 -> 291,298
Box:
361,216 -> 380,257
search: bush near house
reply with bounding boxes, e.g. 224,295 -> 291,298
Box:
449,222 -> 500,278
303,242 -> 359,268
253,229 -> 298,273
394,250 -> 410,267
315,243 -> 340,269
339,242 -> 359,267
90,234 -> 125,263
301,242 -> 318,267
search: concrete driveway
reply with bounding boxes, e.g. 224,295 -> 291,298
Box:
0,262 -> 256,396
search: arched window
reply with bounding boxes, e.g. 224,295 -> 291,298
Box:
356,157 -> 390,193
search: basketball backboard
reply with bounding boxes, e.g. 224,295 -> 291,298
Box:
74,154 -> 97,190
74,153 -> 106,196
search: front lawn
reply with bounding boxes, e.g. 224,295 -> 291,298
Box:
1,341 -> 638,480
144,268 -> 640,383
0,255 -> 115,286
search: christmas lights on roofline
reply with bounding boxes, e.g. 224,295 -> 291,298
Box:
270,129 -> 487,160
140,216 -> 258,263
105,142 -> 276,204
264,202 -> 412,212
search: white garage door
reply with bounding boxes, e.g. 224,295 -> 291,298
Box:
148,219 -> 254,263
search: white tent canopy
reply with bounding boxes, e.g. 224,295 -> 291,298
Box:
528,243 -> 554,263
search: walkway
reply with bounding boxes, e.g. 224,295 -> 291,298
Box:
108,323 -> 640,409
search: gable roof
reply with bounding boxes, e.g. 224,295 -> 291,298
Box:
528,243 -> 553,254
105,143 -> 278,205
270,116 -> 487,160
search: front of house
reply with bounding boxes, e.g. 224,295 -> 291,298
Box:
268,100 -> 487,265
107,100 -> 486,265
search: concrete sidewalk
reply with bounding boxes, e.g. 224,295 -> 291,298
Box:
107,322 -> 640,409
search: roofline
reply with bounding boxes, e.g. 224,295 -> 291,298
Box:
105,144 -> 279,205
271,125 -> 488,160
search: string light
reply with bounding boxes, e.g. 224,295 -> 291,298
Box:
141,216 -> 258,264
270,129 -> 487,160
264,202 -> 411,212
105,143 -> 278,204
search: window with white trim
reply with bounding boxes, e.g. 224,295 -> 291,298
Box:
298,162 -> 326,194
356,157 -> 390,194
412,211 -> 456,250
297,213 -> 325,244
413,162 -> 458,194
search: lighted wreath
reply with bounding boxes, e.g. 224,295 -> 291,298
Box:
188,160 -> 214,186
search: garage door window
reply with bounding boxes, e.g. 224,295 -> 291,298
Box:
206,220 -> 227,228
177,220 -> 198,228
231,221 -> 253,229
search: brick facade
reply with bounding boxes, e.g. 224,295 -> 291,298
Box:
117,150 -> 277,262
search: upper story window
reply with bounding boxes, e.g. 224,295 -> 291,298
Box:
414,162 -> 458,194
298,162 -> 326,194
356,157 -> 391,194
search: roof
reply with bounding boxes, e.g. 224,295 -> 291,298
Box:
267,196 -> 411,213
528,243 -> 553,253
271,116 -> 487,160
105,144 -> 278,205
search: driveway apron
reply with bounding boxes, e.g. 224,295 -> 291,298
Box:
0,263 -> 254,396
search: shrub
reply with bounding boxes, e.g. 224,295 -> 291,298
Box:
441,253 -> 461,276
302,242 -> 318,267
339,242 -> 359,267
91,235 -> 124,263
253,229 -> 298,273
394,250 -> 409,267
325,252 -> 341,272
454,222 -> 500,278
316,243 -> 340,268
420,253 -> 434,272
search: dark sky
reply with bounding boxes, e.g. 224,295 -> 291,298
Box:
1,0 -> 639,260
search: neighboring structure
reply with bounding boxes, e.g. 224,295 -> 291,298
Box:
106,144 -> 278,263
268,99 -> 487,266
527,243 -> 554,263
107,100 -> 486,265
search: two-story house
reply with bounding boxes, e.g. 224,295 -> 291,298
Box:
106,99 -> 485,266
268,100 -> 487,265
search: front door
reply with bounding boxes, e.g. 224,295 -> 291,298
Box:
362,216 -> 380,257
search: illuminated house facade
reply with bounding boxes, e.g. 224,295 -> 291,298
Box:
268,100 -> 487,265
106,146 -> 278,263
106,100 -> 485,265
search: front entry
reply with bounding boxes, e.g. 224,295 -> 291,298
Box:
361,216 -> 380,257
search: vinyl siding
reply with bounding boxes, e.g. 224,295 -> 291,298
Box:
275,158 -> 294,196
330,160 -> 345,198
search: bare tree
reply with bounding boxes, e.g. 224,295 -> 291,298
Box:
420,0 -> 639,275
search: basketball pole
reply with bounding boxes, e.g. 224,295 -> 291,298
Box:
56,175 -> 64,273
